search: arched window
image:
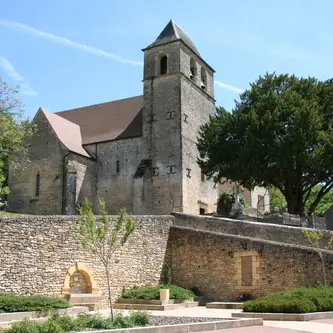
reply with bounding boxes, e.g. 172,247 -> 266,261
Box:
160,55 -> 167,75
190,57 -> 196,80
35,172 -> 40,197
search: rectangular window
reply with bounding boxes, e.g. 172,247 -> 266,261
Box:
116,160 -> 120,174
201,169 -> 205,182
241,256 -> 253,286
200,208 -> 206,215
35,172 -> 40,197
257,195 -> 264,211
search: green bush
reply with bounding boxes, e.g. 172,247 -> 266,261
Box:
243,286 -> 333,313
0,294 -> 71,313
121,284 -> 195,300
1,311 -> 150,333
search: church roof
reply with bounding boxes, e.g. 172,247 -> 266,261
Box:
40,107 -> 91,158
56,95 -> 143,145
144,20 -> 201,57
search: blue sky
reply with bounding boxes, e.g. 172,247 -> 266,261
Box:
0,0 -> 332,119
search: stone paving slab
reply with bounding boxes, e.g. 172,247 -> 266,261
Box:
198,327 -> 308,332
311,318 -> 333,324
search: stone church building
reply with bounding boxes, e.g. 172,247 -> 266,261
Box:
8,20 -> 269,215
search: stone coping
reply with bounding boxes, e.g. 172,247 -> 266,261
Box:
80,318 -> 263,333
232,311 -> 333,321
0,306 -> 88,324
206,302 -> 244,309
116,298 -> 191,305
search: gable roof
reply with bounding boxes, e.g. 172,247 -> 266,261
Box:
40,107 -> 91,158
144,20 -> 201,57
56,95 -> 143,145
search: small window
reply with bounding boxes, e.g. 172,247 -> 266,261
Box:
201,169 -> 205,182
35,172 -> 40,197
199,208 -> 206,215
190,57 -> 196,80
160,55 -> 167,75
201,67 -> 207,90
116,160 -> 120,174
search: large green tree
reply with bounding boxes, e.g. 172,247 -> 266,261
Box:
197,73 -> 333,216
0,77 -> 34,196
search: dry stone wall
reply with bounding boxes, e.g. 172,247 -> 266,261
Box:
0,215 -> 173,308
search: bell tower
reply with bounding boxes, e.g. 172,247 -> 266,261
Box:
139,20 -> 218,214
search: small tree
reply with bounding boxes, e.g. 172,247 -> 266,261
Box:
302,229 -> 333,294
76,197 -> 136,320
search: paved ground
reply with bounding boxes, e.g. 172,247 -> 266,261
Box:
96,307 -> 333,333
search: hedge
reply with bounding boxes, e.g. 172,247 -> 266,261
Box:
0,294 -> 71,313
243,286 -> 333,313
121,284 -> 195,300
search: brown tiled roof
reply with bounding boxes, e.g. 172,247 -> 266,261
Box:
40,108 -> 91,158
55,95 -> 143,145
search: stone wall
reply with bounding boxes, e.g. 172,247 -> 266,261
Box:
8,110 -> 65,215
95,138 -> 142,214
167,226 -> 333,301
0,215 -> 173,308
173,213 -> 332,248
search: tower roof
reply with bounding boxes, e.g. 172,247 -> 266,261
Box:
144,20 -> 201,57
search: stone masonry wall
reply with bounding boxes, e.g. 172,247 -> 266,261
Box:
173,213 -> 332,248
167,226 -> 333,301
0,215 -> 173,308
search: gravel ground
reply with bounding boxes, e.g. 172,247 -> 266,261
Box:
149,316 -> 227,326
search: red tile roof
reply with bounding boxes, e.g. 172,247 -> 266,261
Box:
55,95 -> 143,145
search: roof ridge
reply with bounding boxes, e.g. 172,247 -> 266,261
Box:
56,95 -> 143,114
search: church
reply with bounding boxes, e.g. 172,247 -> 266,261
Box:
8,20 -> 269,215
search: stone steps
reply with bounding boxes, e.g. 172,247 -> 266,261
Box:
113,301 -> 199,311
206,302 -> 244,309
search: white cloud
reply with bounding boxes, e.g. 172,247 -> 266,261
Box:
0,19 -> 143,66
0,56 -> 37,96
214,80 -> 244,93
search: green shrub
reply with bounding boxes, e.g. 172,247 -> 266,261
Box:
0,294 -> 71,313
128,310 -> 150,326
244,286 -> 333,313
1,311 -> 150,332
121,284 -> 195,300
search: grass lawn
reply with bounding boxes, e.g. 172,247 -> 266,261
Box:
0,211 -> 22,215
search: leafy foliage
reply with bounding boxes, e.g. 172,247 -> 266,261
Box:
76,197 -> 136,320
0,294 -> 71,313
217,190 -> 247,215
0,312 -> 150,333
244,286 -> 333,313
0,78 -> 35,197
197,73 -> 333,215
121,284 -> 195,300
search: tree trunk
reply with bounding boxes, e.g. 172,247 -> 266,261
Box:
105,265 -> 114,321
285,188 -> 304,216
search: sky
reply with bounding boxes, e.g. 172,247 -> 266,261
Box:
1,0 -> 332,119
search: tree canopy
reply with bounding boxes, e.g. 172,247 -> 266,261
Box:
197,73 -> 333,216
0,77 -> 34,196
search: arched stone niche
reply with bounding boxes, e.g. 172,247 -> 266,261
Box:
62,262 -> 98,295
